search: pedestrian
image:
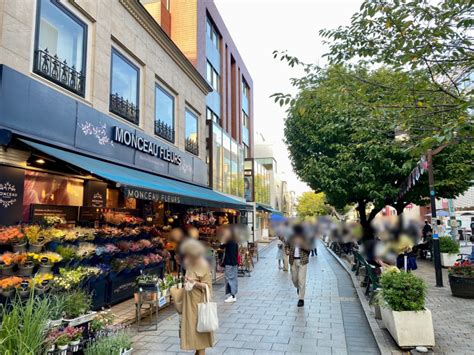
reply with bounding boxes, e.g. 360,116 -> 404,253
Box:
282,221 -> 291,271
276,236 -> 285,269
421,220 -> 432,242
219,225 -> 239,303
180,239 -> 214,354
286,224 -> 310,307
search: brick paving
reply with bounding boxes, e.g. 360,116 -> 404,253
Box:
129,242 -> 380,355
412,257 -> 474,355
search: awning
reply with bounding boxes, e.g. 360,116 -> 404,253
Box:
256,203 -> 283,215
21,140 -> 248,209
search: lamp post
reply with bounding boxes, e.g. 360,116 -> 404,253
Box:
427,149 -> 443,287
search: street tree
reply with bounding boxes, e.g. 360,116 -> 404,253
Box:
319,0 -> 474,147
296,191 -> 332,218
274,64 -> 473,238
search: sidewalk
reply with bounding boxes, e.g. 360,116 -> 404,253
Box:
412,259 -> 474,354
129,242 -> 380,354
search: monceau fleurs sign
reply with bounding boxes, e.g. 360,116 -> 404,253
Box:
112,126 -> 182,165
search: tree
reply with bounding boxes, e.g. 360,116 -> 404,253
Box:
275,64 -> 473,238
296,192 -> 331,218
319,0 -> 473,146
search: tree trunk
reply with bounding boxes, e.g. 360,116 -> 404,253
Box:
357,202 -> 375,240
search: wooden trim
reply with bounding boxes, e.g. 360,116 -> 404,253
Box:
119,0 -> 212,95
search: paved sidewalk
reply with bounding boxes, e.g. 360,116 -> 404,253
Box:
413,259 -> 474,354
130,242 -> 379,354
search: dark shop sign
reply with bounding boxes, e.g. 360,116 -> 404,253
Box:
124,187 -> 182,204
112,126 -> 182,166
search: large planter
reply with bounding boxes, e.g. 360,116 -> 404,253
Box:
381,306 -> 435,348
441,253 -> 458,267
63,311 -> 97,327
28,242 -> 44,253
1,264 -> 14,276
449,274 -> 474,298
18,262 -> 34,276
12,241 -> 27,253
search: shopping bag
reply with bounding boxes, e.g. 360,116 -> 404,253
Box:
197,285 -> 219,333
170,285 -> 184,314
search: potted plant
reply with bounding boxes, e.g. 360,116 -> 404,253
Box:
17,279 -> 31,298
0,276 -> 22,298
84,333 -> 132,355
0,253 -> 16,276
64,326 -> 83,352
439,236 -> 460,267
62,289 -> 95,326
55,334 -> 70,355
47,294 -> 66,327
36,252 -> 62,274
25,225 -> 46,252
448,261 -> 474,298
380,270 -> 435,348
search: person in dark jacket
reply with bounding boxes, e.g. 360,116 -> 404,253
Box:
219,225 -> 239,303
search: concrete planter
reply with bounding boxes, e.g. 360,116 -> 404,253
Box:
381,306 -> 435,348
440,253 -> 458,267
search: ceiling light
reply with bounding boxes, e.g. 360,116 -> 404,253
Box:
35,158 -> 45,164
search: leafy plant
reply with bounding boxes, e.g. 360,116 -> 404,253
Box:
49,293 -> 67,320
56,245 -> 77,262
439,236 -> 460,254
380,270 -> 426,312
84,333 -> 132,355
63,290 -> 92,319
0,293 -> 52,355
449,263 -> 474,278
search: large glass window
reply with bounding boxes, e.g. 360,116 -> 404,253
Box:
155,85 -> 174,142
34,0 -> 87,96
222,133 -> 231,194
206,107 -> 219,124
110,49 -> 139,124
185,110 -> 198,155
206,18 -> 219,50
206,61 -> 220,93
212,124 -> 223,192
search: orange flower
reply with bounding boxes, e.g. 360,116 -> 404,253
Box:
0,276 -> 23,289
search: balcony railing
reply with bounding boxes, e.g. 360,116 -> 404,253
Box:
109,93 -> 139,125
185,137 -> 199,156
154,119 -> 175,143
33,49 -> 85,97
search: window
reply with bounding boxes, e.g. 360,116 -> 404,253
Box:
242,110 -> 250,145
206,18 -> 219,50
34,0 -> 87,96
206,61 -> 220,92
155,85 -> 174,142
185,110 -> 199,155
244,144 -> 250,159
206,107 -> 219,124
242,81 -> 249,98
109,49 -> 139,124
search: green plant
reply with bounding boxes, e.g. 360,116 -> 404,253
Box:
55,334 -> 69,347
449,264 -> 474,278
56,246 -> 77,262
439,236 -> 460,254
49,293 -> 67,320
0,293 -> 52,355
63,290 -> 92,319
84,333 -> 132,355
380,270 -> 427,312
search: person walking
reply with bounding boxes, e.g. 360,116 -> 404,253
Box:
286,224 -> 310,307
276,236 -> 285,269
219,226 -> 239,303
180,239 -> 214,355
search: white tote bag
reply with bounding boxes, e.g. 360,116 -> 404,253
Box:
197,285 -> 219,333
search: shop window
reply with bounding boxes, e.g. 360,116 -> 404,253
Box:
185,109 -> 199,155
155,85 -> 175,143
110,49 -> 140,125
33,0 -> 87,97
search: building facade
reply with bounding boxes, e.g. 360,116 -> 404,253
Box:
0,0 -> 249,227
143,0 -> 254,199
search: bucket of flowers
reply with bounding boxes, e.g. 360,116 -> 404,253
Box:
0,226 -> 24,247
25,225 -> 46,253
17,253 -> 35,276
0,276 -> 22,297
54,334 -> 70,355
30,251 -> 62,274
0,252 -> 16,276
32,273 -> 54,295
64,326 -> 84,352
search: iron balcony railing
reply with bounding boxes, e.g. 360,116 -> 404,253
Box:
185,137 -> 199,156
109,93 -> 139,125
33,49 -> 85,97
154,119 -> 175,143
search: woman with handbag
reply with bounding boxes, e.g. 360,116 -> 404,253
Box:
180,239 -> 215,354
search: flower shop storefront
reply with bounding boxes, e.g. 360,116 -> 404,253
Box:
0,137 -> 247,310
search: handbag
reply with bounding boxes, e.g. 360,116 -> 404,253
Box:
197,284 -> 219,333
169,285 -> 184,314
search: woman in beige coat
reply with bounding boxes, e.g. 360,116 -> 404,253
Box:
180,239 -> 214,354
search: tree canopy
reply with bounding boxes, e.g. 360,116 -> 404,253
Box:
275,64 -> 473,237
319,0 -> 473,146
296,191 -> 331,218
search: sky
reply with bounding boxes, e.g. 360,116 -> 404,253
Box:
213,0 -> 361,197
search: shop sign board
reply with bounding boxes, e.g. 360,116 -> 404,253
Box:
112,127 -> 182,166
124,187 -> 181,204
0,165 -> 24,225
30,204 -> 79,222
83,181 -> 107,207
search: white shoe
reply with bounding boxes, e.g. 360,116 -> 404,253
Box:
224,295 -> 236,303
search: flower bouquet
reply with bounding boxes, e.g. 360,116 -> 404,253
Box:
0,276 -> 22,297
76,242 -> 96,259
16,253 -> 35,276
0,226 -> 25,250
24,225 -> 47,252
0,252 -> 16,276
